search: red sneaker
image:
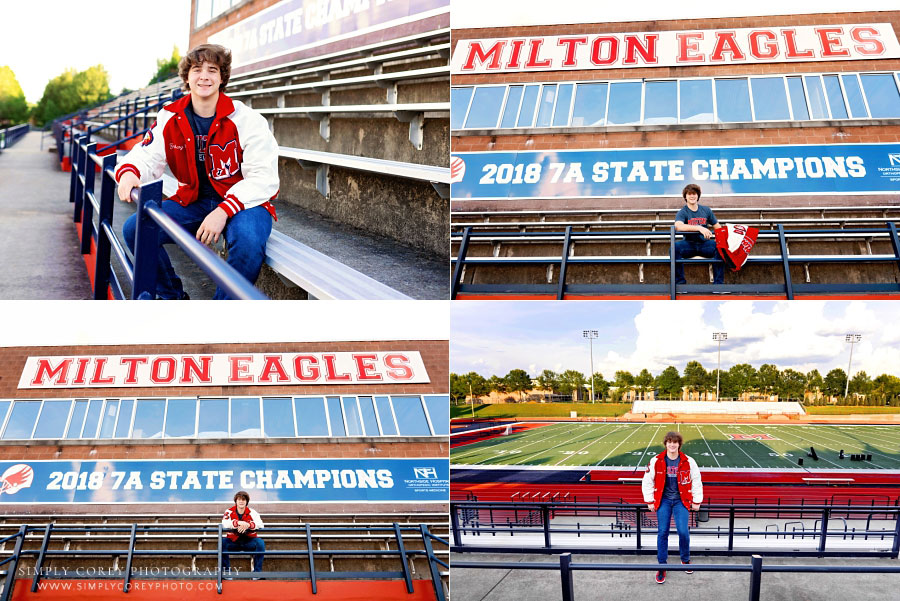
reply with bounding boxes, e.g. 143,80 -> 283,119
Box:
682,561 -> 693,574
655,570 -> 666,584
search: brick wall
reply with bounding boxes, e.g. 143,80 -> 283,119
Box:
0,341 -> 448,399
451,11 -> 900,210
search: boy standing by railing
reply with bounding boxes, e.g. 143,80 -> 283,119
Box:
115,44 -> 279,299
642,431 -> 703,584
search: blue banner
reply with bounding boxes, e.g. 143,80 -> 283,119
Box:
0,458 -> 448,504
449,144 -> 900,199
209,0 -> 451,69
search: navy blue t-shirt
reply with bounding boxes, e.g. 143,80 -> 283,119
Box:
675,204 -> 718,243
663,455 -> 680,500
185,104 -> 223,206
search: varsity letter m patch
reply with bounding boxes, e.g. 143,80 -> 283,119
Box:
414,467 -> 437,479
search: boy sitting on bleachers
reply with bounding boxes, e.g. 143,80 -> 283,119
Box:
222,490 -> 266,575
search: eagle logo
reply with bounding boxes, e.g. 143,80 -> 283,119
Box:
0,464 -> 34,495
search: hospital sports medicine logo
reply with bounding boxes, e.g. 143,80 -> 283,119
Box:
414,467 -> 437,479
0,464 -> 34,495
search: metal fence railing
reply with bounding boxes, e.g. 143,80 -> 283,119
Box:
0,124 -> 29,151
451,224 -> 900,299
451,500 -> 900,559
68,135 -> 267,300
452,552 -> 900,601
0,522 -> 448,600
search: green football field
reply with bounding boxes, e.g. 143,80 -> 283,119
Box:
450,422 -> 900,470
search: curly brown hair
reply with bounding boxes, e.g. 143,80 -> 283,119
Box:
233,490 -> 250,503
178,44 -> 231,93
682,183 -> 701,201
663,431 -> 683,448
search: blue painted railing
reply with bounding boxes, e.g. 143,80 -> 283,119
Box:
69,134 -> 267,300
0,124 -> 29,150
451,224 -> 900,300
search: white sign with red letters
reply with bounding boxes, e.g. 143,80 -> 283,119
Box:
451,23 -> 900,73
18,352 -> 430,389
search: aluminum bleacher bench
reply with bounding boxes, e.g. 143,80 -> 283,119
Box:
159,174 -> 410,299
279,146 -> 450,198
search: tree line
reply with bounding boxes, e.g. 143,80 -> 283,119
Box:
451,362 -> 900,406
0,48 -> 179,128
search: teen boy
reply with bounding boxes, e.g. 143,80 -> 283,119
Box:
115,44 -> 279,299
641,431 -> 703,584
221,490 -> 266,574
673,183 -> 724,287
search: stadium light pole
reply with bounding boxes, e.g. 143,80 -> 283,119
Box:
712,332 -> 728,402
844,334 -> 862,399
583,330 -> 599,403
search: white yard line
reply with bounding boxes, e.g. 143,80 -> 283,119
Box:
634,424 -> 663,469
763,426 -> 847,469
595,423 -> 645,466
743,424 -> 813,470
785,425 -> 900,468
511,424 -> 621,466
552,424 -> 627,467
451,422 -> 569,460
711,423 -> 763,468
696,424 -> 721,468
837,426 -> 899,447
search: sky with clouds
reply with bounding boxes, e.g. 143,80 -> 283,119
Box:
2,0 -> 191,103
451,301 -> 900,379
0,301 -> 450,347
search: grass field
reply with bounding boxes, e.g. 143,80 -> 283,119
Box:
450,403 -> 631,419
450,422 -> 900,470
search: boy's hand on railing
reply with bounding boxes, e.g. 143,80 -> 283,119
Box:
117,172 -> 141,202
197,207 -> 228,245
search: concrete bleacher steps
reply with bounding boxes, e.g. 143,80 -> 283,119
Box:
0,514 -> 448,600
451,206 -> 900,295
68,27 -> 450,299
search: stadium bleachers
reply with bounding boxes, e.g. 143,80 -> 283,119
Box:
55,27 -> 450,300
450,205 -> 900,298
0,512 -> 448,598
631,400 -> 806,416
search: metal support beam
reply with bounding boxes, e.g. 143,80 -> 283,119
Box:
295,159 -> 329,197
395,110 -> 424,149
431,182 -> 449,199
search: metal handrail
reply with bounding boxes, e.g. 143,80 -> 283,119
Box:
450,500 -> 900,559
450,223 -> 900,300
452,552 -> 900,601
0,522 -> 447,601
69,137 -> 268,300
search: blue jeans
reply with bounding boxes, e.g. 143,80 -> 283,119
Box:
123,198 -> 272,300
674,238 -> 724,285
222,536 -> 265,572
656,497 -> 691,564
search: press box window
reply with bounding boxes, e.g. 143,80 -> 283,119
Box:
450,87 -> 474,129
464,87 -> 505,128
715,79 -> 752,123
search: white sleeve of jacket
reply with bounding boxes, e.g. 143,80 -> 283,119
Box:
114,111 -> 172,184
641,456 -> 657,503
688,456 -> 703,504
248,508 -> 264,530
222,508 -> 236,531
219,107 -> 280,217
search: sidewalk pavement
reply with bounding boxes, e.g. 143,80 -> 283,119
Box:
0,131 -> 92,299
450,552 -> 900,601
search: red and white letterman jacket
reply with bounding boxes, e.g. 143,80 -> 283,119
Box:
114,92 -> 279,220
715,224 -> 759,271
641,451 -> 703,509
221,505 -> 264,541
